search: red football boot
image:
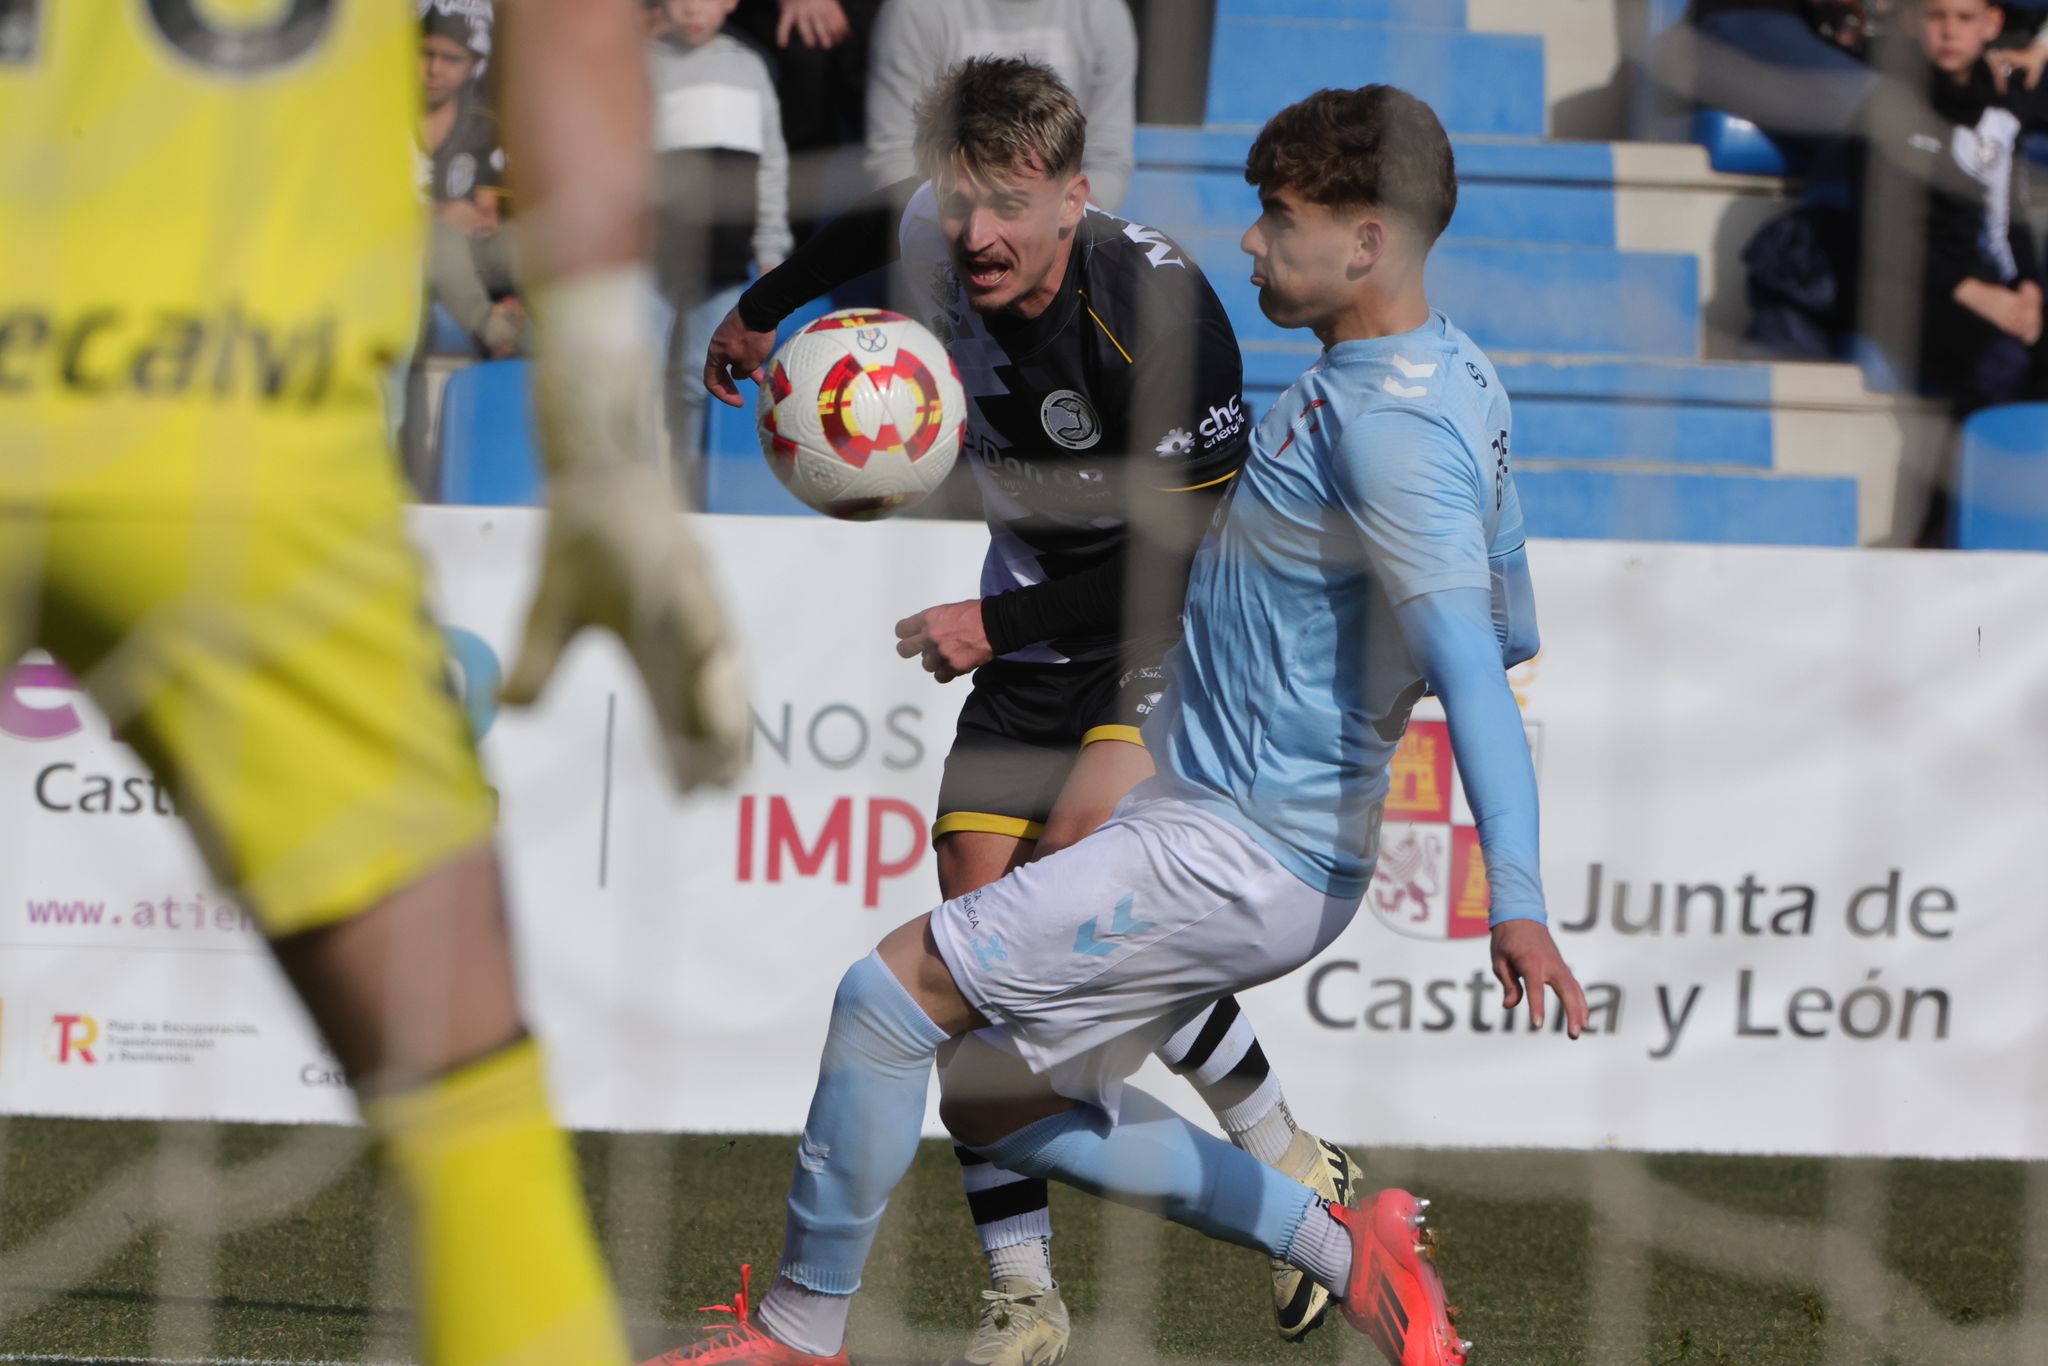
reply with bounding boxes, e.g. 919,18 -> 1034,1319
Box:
636,1264 -> 849,1365
1329,1190 -> 1471,1366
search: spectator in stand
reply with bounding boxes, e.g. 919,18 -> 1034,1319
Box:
1661,1 -> 2044,182
648,0 -> 793,497
1912,0 -> 2047,406
729,0 -> 887,241
864,0 -> 1137,209
1901,0 -> 2048,537
1675,1 -> 1885,149
418,0 -> 525,357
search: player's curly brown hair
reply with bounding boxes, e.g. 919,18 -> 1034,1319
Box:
913,56 -> 1087,185
1244,85 -> 1458,244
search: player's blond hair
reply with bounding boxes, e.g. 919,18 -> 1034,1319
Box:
912,57 -> 1087,186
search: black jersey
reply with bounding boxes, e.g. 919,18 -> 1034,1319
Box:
1922,61 -> 2048,297
738,178 -> 1250,669
896,185 -> 1249,666
417,91 -> 504,204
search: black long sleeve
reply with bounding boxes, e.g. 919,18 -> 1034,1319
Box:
981,555 -> 1125,658
980,473 -> 1238,659
735,176 -> 921,332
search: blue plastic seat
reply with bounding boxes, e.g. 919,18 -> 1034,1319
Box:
703,293 -> 843,515
1691,109 -> 1810,176
1952,403 -> 2048,549
436,359 -> 544,507
1517,466 -> 1859,546
424,301 -> 477,357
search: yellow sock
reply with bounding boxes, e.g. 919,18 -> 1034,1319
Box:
366,1040 -> 630,1366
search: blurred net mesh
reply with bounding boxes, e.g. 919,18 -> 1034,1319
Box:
4,0 -> 2046,1363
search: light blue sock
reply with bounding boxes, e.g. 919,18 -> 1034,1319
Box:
777,951 -> 950,1294
976,1087 -> 1319,1259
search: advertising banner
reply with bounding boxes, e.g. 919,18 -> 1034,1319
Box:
2,513 -> 2045,1158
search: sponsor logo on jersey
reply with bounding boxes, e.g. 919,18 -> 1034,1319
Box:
1466,360 -> 1487,388
1119,665 -> 1166,715
1120,222 -> 1185,269
1,4 -> 43,63
1155,426 -> 1195,457
1040,389 -> 1101,450
446,152 -> 477,200
1198,396 -> 1245,449
0,304 -> 337,406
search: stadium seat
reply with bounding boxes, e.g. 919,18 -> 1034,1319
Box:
1215,0 -> 1462,21
424,301 -> 477,357
703,294 -> 843,516
1204,17 -> 1545,134
436,359 -> 544,507
1690,109 -> 1810,177
1952,403 -> 2048,550
1206,239 -> 1701,356
1516,466 -> 1859,545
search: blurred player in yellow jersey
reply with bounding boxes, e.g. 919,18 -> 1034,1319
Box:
0,1 -> 747,1362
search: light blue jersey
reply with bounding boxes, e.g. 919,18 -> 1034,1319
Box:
1147,312 -> 1527,901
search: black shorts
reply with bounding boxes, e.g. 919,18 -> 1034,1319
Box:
932,657 -> 1165,843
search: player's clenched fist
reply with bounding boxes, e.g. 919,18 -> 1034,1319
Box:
704,304 -> 779,408
503,268 -> 750,792
895,600 -> 994,683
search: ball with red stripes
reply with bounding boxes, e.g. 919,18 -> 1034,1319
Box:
756,309 -> 968,520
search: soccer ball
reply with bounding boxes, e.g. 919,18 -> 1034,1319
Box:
756,309 -> 967,520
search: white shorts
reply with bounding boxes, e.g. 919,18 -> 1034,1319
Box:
929,782 -> 1361,1120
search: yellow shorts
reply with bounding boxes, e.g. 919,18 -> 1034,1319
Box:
0,430 -> 494,939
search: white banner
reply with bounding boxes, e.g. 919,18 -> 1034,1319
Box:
2,513 -> 2045,1159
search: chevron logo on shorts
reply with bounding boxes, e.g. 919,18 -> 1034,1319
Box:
1073,893 -> 1152,957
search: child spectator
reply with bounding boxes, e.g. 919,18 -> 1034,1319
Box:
729,0 -> 886,241
1909,0 -> 2047,413
417,0 -> 524,357
1893,0 -> 2048,540
648,0 -> 793,497
863,0 -> 1137,209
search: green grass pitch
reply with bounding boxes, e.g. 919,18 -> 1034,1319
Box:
0,1117 -> 2034,1364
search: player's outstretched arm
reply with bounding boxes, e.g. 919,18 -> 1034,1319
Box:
498,0 -> 748,791
704,177 -> 922,405
1394,588 -> 1589,1039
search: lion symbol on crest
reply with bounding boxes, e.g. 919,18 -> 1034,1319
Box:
1372,826 -> 1444,923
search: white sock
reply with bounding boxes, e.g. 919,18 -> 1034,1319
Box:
958,1145 -> 1056,1288
987,1235 -> 1054,1290
1285,1201 -> 1355,1299
1160,998 -> 1298,1165
756,1273 -> 850,1358
1224,1085 -> 1297,1165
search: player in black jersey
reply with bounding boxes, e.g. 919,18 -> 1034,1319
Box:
701,59 -> 1358,1365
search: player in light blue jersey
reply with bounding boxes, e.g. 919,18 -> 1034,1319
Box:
650,86 -> 1583,1366
1153,90 -> 1560,938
